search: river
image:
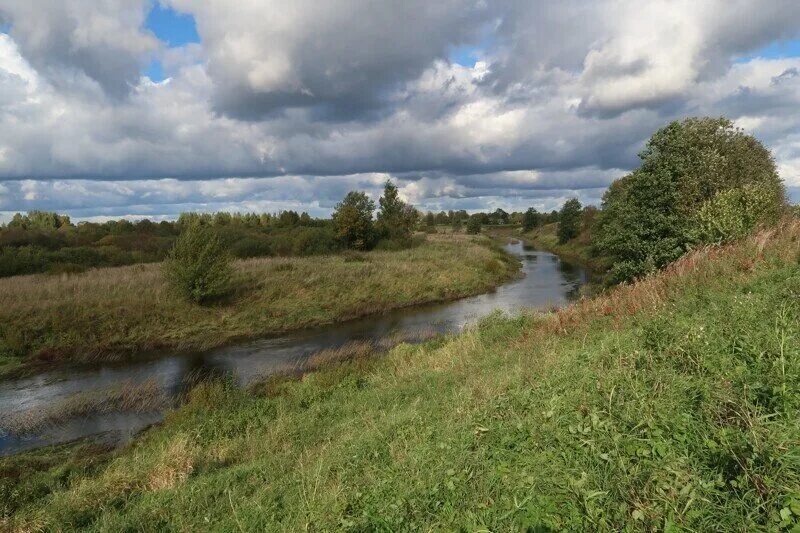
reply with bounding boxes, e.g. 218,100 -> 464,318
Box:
0,240 -> 589,456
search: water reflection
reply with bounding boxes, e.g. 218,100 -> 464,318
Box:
0,241 -> 589,455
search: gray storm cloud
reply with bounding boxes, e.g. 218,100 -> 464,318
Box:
0,0 -> 798,219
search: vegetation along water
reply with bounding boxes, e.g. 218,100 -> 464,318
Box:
1,116 -> 799,530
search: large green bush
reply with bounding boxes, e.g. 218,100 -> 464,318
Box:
163,224 -> 233,304
597,117 -> 786,282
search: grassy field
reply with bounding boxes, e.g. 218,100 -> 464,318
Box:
0,234 -> 519,378
3,219 -> 798,530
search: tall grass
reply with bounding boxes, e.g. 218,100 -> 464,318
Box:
3,219 -> 799,530
0,234 -> 518,377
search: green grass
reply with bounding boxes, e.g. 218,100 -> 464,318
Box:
3,220 -> 800,531
0,234 -> 518,378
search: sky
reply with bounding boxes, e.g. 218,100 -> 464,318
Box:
0,1 -> 798,222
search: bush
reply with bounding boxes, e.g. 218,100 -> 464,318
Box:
466,217 -> 482,235
163,225 -> 233,304
693,183 -> 785,244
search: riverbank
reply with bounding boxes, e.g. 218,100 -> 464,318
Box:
0,234 -> 519,379
514,223 -> 610,273
4,220 -> 798,530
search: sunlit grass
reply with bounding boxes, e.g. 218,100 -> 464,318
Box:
3,219 -> 798,530
0,234 -> 518,377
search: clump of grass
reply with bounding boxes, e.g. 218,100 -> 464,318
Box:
6,222 -> 798,530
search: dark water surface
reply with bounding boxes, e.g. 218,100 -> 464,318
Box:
0,241 -> 588,455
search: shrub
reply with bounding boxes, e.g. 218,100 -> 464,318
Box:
693,184 -> 785,244
163,225 -> 233,304
557,199 -> 582,243
466,217 -> 482,235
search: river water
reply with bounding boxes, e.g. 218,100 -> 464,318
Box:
0,241 -> 589,456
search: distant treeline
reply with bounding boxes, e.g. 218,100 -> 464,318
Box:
0,210 -> 344,278
0,181 -> 425,278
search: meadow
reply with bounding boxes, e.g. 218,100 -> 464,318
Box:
0,234 -> 518,378
3,218 -> 797,530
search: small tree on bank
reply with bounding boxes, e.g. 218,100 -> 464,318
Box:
376,180 -> 417,245
332,191 -> 376,250
164,224 -> 232,304
466,216 -> 482,235
557,199 -> 582,243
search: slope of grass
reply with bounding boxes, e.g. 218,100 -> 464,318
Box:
0,234 -> 518,377
3,220 -> 800,531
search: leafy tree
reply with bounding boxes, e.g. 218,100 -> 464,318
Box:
466,216 -> 482,235
557,199 -> 582,243
451,217 -> 462,232
424,212 -> 436,228
8,211 -> 71,230
522,208 -> 540,232
164,224 -> 232,304
376,180 -> 417,244
597,116 -> 787,282
332,191 -> 376,250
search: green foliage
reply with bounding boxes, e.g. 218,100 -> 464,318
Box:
597,117 -> 787,282
332,191 -> 377,250
466,216 -> 482,234
557,198 -> 582,244
7,211 -> 71,230
522,207 -> 540,232
694,183 -> 786,243
376,180 -> 418,246
163,224 -> 233,304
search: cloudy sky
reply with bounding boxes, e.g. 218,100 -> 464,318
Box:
0,0 -> 798,221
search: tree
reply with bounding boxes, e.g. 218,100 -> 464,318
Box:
332,191 -> 376,250
164,224 -> 232,304
557,199 -> 582,243
466,216 -> 482,235
597,116 -> 787,282
522,208 -> 540,232
424,212 -> 436,228
376,180 -> 417,244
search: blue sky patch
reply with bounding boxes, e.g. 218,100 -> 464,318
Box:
145,2 -> 200,48
736,38 -> 800,63
143,3 -> 200,82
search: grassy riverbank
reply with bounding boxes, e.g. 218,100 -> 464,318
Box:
517,222 -> 611,273
3,219 -> 798,530
0,234 -> 518,378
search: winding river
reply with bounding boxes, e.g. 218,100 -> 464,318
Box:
0,240 -> 589,456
